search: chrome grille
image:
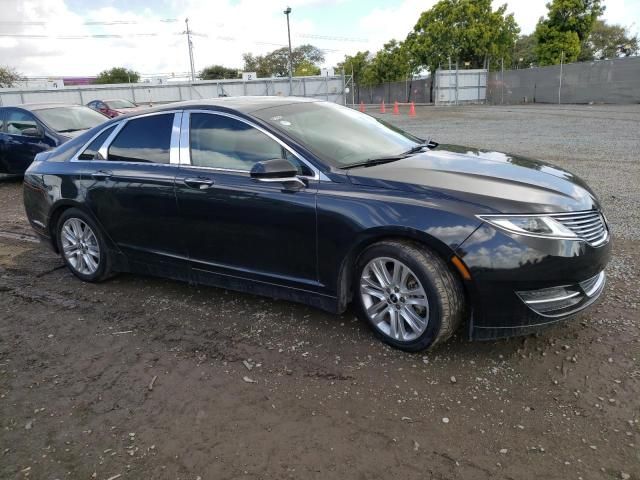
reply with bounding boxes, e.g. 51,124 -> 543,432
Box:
551,210 -> 608,247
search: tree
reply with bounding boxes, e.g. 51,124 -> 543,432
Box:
535,0 -> 604,65
512,34 -> 538,68
407,0 -> 520,74
363,40 -> 413,85
579,19 -> 639,60
337,51 -> 371,86
95,67 -> 140,84
242,44 -> 325,78
294,60 -> 320,76
0,66 -> 23,88
200,65 -> 239,80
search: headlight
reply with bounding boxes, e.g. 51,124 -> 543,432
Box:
477,215 -> 578,240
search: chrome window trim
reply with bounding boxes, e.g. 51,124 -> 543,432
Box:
181,109 -> 329,181
71,110 -> 183,166
170,112 -> 182,165
70,122 -> 121,162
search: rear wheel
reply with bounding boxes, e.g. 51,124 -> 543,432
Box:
354,240 -> 464,351
56,208 -> 112,282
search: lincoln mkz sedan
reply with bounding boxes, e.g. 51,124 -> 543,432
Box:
23,97 -> 611,351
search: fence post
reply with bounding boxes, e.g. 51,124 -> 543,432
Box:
325,74 -> 329,101
302,77 -> 306,98
558,51 -> 564,105
78,89 -> 84,105
501,58 -> 505,105
455,61 -> 459,105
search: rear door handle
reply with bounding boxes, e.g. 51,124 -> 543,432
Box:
91,170 -> 113,180
184,177 -> 215,189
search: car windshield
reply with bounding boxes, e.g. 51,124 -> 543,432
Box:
252,101 -> 423,168
106,99 -> 136,109
37,106 -> 107,133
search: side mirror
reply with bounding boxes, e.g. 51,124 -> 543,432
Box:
22,127 -> 42,138
250,158 -> 305,191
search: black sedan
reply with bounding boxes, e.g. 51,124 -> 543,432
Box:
23,98 -> 611,351
0,103 -> 108,175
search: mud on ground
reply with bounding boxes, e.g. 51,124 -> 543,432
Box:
1,105 -> 639,480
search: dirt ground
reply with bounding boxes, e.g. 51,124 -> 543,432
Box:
1,105 -> 639,480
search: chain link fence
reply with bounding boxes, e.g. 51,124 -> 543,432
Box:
487,56 -> 640,104
354,78 -> 432,105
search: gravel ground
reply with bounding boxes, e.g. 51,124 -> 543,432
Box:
0,105 -> 638,480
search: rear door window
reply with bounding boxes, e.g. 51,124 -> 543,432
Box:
108,114 -> 173,164
78,126 -> 116,160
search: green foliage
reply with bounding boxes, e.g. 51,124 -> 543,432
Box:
535,0 -> 604,65
294,60 -> 320,76
580,19 -> 639,60
200,65 -> 240,80
511,34 -> 538,68
0,66 -> 23,88
242,44 -> 324,78
336,51 -> 371,87
95,67 -> 140,84
535,23 -> 581,65
407,0 -> 520,73
362,40 -> 413,85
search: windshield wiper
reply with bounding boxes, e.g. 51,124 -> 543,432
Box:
342,156 -> 406,169
403,138 -> 439,155
342,139 -> 440,170
58,128 -> 88,133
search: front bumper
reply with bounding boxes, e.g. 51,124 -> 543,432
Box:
457,224 -> 611,340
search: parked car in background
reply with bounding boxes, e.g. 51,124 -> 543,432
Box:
23,97 -> 610,351
0,104 -> 108,175
86,99 -> 146,118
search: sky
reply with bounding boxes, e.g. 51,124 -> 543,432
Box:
1,0 -> 639,78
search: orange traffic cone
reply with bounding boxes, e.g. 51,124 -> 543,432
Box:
359,101 -> 365,112
409,102 -> 416,117
393,101 -> 399,115
380,100 -> 386,113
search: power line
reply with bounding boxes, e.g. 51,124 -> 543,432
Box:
298,33 -> 368,42
0,19 -> 178,26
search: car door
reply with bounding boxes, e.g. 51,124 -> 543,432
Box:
0,109 -> 55,174
77,111 -> 187,268
174,110 -> 319,289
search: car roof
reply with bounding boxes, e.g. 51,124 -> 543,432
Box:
134,96 -> 322,115
3,103 -> 83,111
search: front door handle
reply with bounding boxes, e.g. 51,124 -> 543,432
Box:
184,177 -> 215,189
90,170 -> 113,180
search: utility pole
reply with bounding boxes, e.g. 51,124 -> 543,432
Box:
185,18 -> 196,83
284,7 -> 293,95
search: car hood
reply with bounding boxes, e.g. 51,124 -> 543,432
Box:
346,145 -> 601,214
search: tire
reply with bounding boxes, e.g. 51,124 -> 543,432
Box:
354,240 -> 465,352
56,207 -> 112,282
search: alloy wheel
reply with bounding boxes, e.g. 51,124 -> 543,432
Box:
360,257 -> 429,342
60,218 -> 101,276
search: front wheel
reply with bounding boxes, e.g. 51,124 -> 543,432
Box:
354,240 -> 465,352
56,208 -> 112,282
